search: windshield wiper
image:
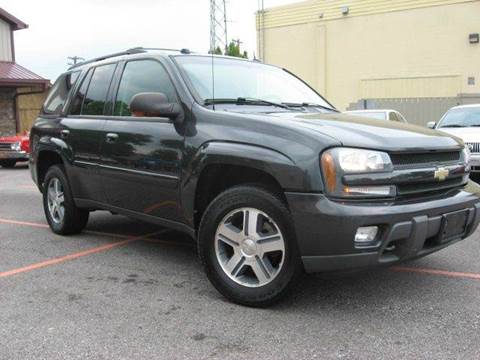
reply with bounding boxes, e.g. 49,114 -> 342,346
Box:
283,102 -> 337,112
469,124 -> 480,127
204,97 -> 292,110
439,124 -> 464,128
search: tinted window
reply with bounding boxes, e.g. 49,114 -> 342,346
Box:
389,112 -> 400,122
43,71 -> 81,115
114,60 -> 177,116
69,69 -> 93,115
81,64 -> 116,116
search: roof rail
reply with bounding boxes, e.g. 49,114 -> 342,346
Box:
68,47 -> 192,70
68,47 -> 146,69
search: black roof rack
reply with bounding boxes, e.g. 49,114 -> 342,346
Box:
68,47 -> 192,70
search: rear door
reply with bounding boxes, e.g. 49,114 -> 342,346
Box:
62,63 -> 117,202
99,59 -> 184,221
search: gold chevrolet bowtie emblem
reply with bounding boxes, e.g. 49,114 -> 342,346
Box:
434,167 -> 449,181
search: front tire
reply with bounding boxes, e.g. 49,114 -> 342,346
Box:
198,185 -> 302,307
43,165 -> 89,235
0,160 -> 16,168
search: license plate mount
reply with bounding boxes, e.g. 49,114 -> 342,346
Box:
439,209 -> 469,243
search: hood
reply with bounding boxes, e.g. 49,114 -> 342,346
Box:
264,112 -> 463,152
435,127 -> 480,144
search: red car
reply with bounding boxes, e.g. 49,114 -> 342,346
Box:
0,133 -> 30,168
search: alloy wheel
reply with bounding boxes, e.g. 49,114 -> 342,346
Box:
214,207 -> 286,287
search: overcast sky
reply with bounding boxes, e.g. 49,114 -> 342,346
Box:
3,0 -> 303,81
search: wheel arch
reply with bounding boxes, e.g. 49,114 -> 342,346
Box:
182,141 -> 307,230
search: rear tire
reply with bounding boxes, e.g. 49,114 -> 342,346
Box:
0,160 -> 16,168
43,165 -> 89,235
198,185 -> 302,307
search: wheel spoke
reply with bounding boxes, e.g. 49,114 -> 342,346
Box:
48,186 -> 56,201
58,206 -> 65,220
258,235 -> 284,254
57,194 -> 65,205
217,223 -> 242,246
54,179 -> 61,196
244,209 -> 259,237
224,253 -> 245,276
251,256 -> 271,284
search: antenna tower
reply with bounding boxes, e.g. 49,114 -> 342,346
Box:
210,0 -> 228,53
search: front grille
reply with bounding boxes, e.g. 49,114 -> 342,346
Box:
0,143 -> 12,151
390,151 -> 461,168
465,142 -> 480,153
397,177 -> 464,197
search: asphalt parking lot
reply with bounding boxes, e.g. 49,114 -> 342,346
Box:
1,165 -> 480,359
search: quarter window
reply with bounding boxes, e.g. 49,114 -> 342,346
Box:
114,60 -> 177,116
42,71 -> 81,115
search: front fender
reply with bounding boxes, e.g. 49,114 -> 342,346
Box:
181,141 -> 315,227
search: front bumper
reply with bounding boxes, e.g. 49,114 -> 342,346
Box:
286,182 -> 480,273
0,150 -> 28,161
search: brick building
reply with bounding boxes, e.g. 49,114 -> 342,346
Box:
0,8 -> 49,136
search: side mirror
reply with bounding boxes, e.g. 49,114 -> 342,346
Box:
427,121 -> 436,129
130,92 -> 182,120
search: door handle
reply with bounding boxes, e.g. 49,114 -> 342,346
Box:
60,129 -> 70,139
106,133 -> 119,143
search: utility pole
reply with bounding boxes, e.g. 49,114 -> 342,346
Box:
67,56 -> 85,66
210,0 -> 228,53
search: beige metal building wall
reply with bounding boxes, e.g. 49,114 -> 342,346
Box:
0,18 -> 12,61
257,0 -> 480,113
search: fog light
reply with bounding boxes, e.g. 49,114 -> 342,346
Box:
355,226 -> 379,244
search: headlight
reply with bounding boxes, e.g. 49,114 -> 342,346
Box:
462,145 -> 471,167
321,147 -> 395,198
10,142 -> 21,151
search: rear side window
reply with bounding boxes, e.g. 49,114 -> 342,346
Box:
42,71 -> 81,115
114,60 -> 177,116
81,64 -> 117,115
69,69 -> 94,115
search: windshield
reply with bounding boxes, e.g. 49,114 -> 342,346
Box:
438,107 -> 480,128
174,56 -> 334,109
350,112 -> 386,120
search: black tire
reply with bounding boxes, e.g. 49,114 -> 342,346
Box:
42,165 -> 89,235
0,160 -> 16,168
198,185 -> 302,307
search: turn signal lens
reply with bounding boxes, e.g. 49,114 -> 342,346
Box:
321,152 -> 337,193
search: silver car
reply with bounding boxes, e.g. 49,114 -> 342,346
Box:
428,104 -> 480,173
346,109 -> 408,123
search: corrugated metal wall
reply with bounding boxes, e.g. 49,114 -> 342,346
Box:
348,94 -> 480,126
0,18 -> 12,61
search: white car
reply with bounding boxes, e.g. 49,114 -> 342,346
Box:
346,109 -> 408,123
428,104 -> 480,173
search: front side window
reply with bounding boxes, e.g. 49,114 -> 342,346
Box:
438,108 -> 480,128
42,71 -> 81,115
389,112 -> 400,122
174,56 -> 333,109
81,63 -> 116,116
114,60 -> 177,116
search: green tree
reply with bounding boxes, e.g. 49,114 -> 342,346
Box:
225,40 -> 248,59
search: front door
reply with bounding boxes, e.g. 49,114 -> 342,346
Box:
99,59 -> 184,222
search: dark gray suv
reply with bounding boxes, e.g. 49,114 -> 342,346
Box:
30,48 -> 480,306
